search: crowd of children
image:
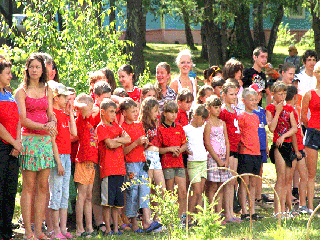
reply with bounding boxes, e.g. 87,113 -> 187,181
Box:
1,46 -> 320,240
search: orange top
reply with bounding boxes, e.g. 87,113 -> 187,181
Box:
238,112 -> 260,155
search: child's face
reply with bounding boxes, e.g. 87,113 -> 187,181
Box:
201,90 -> 214,104
282,68 -> 295,85
253,52 -> 268,69
102,106 -> 117,123
142,90 -> 156,101
208,105 -> 221,117
304,56 -> 317,72
213,86 -> 222,97
178,55 -> 192,75
156,67 -> 170,85
224,88 -> 238,105
68,93 -> 76,104
118,71 -> 133,88
273,91 -> 286,104
55,94 -> 68,109
163,111 -> 177,124
84,102 -> 93,118
242,94 -> 256,111
123,106 -> 138,122
95,92 -> 111,106
234,70 -> 242,81
178,100 -> 192,112
150,106 -> 160,121
193,114 -> 206,127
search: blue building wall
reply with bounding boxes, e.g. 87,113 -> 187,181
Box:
108,6 -> 311,31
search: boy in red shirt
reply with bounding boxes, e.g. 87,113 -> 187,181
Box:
237,88 -> 262,221
49,82 -> 77,239
73,93 -> 98,237
96,99 -> 131,235
120,98 -> 162,233
158,100 -> 188,222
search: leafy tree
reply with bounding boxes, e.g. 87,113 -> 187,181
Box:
1,0 -> 131,92
305,0 -> 320,56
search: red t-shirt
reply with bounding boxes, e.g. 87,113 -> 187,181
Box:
97,122 -> 126,178
121,121 -> 146,163
265,104 -> 294,143
0,90 -> 19,144
175,108 -> 188,127
158,123 -> 187,169
127,87 -> 141,102
238,112 -> 260,155
308,90 -> 320,129
145,127 -> 160,147
293,110 -> 304,150
75,112 -> 98,163
219,107 -> 240,152
53,108 -> 71,154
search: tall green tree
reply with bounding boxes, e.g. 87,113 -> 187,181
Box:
2,0 -> 130,92
305,0 -> 320,56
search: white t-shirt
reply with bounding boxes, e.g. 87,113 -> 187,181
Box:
297,70 -> 316,96
183,124 -> 207,162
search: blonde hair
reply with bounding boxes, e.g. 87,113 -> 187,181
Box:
175,49 -> 192,66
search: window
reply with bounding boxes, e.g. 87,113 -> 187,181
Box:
288,6 -> 305,19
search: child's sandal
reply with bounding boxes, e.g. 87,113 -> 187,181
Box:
36,233 -> 49,239
251,213 -> 263,221
241,214 -> 250,221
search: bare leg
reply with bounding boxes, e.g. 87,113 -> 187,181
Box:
111,208 -> 119,233
175,176 -> 187,217
256,164 -> 263,200
305,147 -> 318,210
206,181 -> 218,205
248,176 -> 256,215
51,209 -> 61,237
224,182 -> 234,221
59,208 -> 68,235
297,157 -> 307,207
274,149 -> 286,214
238,176 -> 249,215
285,160 -> 297,211
75,184 -> 88,235
102,206 -> 111,233
84,184 -> 94,233
21,170 -> 37,237
215,183 -> 224,214
34,169 -> 51,238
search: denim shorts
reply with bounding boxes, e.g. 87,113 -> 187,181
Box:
125,162 -> 150,218
49,154 -> 72,210
145,150 -> 162,170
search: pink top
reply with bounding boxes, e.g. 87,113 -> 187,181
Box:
22,90 -> 49,135
209,124 -> 226,159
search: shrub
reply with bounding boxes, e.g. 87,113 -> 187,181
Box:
298,29 -> 314,48
275,22 -> 296,47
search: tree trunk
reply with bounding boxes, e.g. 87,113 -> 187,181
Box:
126,0 -> 145,81
310,3 -> 320,57
110,0 -> 116,23
200,24 -> 208,60
180,2 -> 196,50
141,10 -> 147,47
220,2 -> 228,63
252,1 -> 265,48
234,3 -> 254,59
267,4 -> 284,62
203,0 -> 222,65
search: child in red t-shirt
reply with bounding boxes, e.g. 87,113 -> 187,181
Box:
73,93 -> 98,237
158,100 -> 188,222
284,85 -> 308,213
49,82 -> 77,239
120,98 -> 162,233
96,99 -> 131,235
265,82 -> 297,216
220,82 -> 241,214
237,88 -> 262,221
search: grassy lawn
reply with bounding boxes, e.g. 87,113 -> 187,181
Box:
12,43 -> 320,239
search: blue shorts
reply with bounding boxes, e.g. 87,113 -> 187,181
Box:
261,150 -> 268,164
125,162 -> 150,217
49,154 -> 71,210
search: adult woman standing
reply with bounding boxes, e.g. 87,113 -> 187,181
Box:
301,61 -> 320,213
15,53 -> 57,240
0,59 -> 22,240
155,62 -> 176,112
170,49 -> 197,110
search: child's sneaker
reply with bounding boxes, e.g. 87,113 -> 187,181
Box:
299,206 -> 312,214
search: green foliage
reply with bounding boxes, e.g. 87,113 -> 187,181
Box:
275,22 -> 296,46
297,29 -> 314,48
189,195 -> 223,239
1,0 -> 131,92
